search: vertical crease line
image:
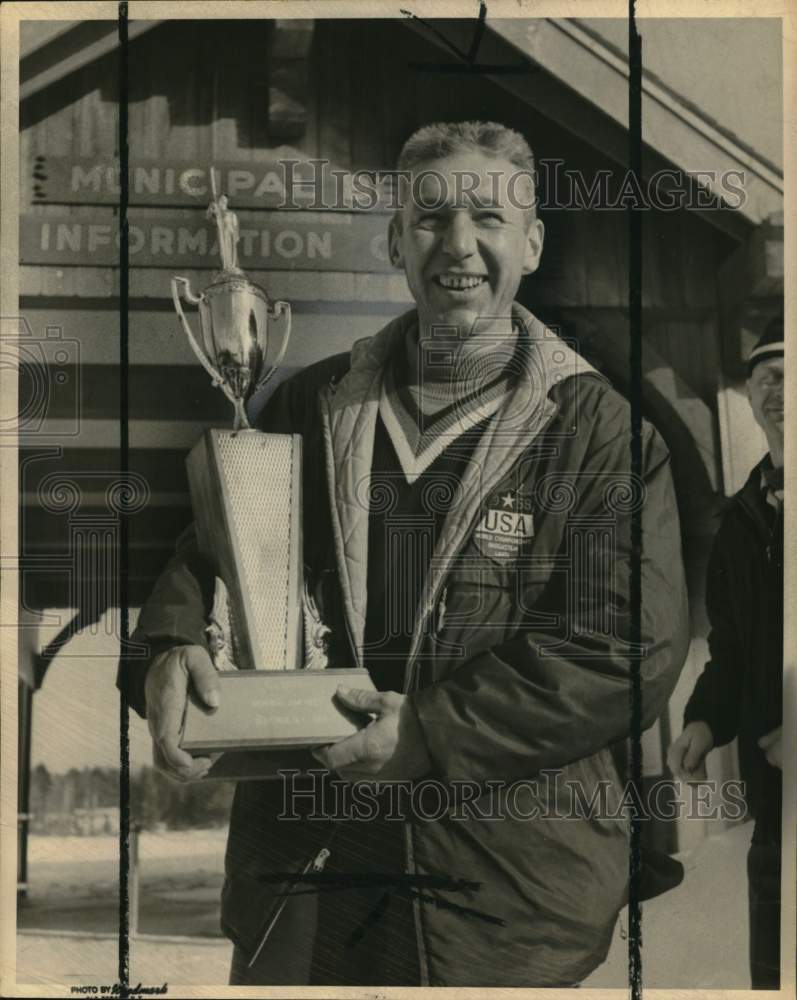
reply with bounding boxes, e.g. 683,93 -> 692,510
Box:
628,3 -> 644,1000
117,2 -> 131,994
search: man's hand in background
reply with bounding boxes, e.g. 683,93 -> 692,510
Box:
667,720 -> 714,781
758,726 -> 782,769
145,644 -> 220,782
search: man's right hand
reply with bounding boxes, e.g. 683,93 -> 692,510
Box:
666,721 -> 714,782
145,644 -> 220,782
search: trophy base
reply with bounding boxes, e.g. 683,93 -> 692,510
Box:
199,748 -> 320,782
180,667 -> 376,766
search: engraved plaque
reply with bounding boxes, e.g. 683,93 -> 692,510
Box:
181,669 -> 376,752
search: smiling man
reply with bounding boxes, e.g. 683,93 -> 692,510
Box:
668,316 -> 784,988
393,143 -> 543,339
121,121 -> 689,986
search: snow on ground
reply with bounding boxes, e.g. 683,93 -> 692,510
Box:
16,822 -> 754,988
28,828 -> 228,867
26,829 -> 227,899
17,830 -> 233,988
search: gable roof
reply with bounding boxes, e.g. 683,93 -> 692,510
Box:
405,16 -> 782,230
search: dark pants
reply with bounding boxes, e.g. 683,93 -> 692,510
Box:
229,818 -> 421,986
747,840 -> 781,989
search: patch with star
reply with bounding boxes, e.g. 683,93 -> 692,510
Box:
473,488 -> 535,563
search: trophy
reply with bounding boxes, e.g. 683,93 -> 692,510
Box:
172,170 -> 373,779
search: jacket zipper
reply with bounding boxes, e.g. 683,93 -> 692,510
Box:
400,438 -> 526,985
401,401 -> 560,986
320,368 -> 560,985
247,844 -> 332,968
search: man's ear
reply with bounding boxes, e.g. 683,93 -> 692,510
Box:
388,213 -> 405,269
521,218 -> 545,276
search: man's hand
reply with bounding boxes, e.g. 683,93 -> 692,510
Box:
145,644 -> 220,782
758,726 -> 782,769
667,721 -> 714,782
312,687 -> 432,781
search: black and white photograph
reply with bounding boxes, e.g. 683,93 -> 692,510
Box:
1,2 -> 793,994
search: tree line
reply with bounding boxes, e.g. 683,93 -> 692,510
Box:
28,763 -> 234,832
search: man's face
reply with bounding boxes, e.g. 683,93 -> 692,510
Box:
747,357 -> 784,447
390,151 -> 544,335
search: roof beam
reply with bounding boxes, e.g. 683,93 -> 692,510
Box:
20,20 -> 159,103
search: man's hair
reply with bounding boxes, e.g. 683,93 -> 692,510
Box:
397,120 -> 536,175
394,121 -> 537,220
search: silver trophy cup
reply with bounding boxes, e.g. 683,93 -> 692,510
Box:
171,270 -> 291,431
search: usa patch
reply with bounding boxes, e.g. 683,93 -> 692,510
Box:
473,489 -> 535,563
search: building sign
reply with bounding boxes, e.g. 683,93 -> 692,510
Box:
20,211 -> 394,272
29,155 -> 394,211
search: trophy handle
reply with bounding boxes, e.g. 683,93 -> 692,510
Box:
171,276 -> 228,390
256,300 -> 292,393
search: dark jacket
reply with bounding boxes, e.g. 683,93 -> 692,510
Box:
684,459 -> 783,844
121,305 -> 690,986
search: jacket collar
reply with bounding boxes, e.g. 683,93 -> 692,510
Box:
324,303 -> 597,417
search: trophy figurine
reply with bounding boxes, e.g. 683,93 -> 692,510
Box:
171,170 -> 373,778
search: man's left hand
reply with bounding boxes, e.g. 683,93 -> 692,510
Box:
312,687 -> 432,781
758,726 -> 782,769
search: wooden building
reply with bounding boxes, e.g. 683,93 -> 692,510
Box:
17,16 -> 783,889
